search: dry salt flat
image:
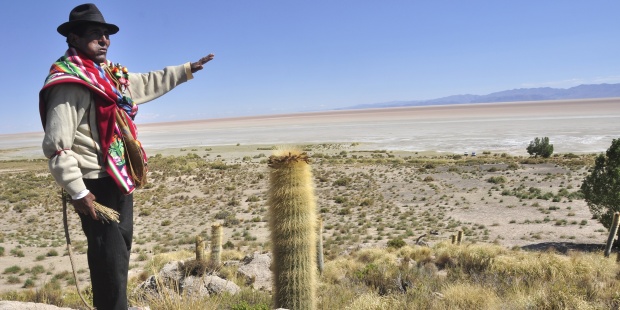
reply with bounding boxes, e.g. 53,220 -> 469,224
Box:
135,97 -> 620,155
1,98 -> 619,158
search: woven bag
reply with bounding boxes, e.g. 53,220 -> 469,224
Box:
115,109 -> 148,188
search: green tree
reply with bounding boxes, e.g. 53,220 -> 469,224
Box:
526,137 -> 554,158
581,139 -> 620,229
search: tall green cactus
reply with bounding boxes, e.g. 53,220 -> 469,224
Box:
211,223 -> 223,266
268,151 -> 317,310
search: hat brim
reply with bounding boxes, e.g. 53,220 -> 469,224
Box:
57,20 -> 119,37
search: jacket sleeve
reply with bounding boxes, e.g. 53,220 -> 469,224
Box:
128,63 -> 193,105
41,84 -> 90,197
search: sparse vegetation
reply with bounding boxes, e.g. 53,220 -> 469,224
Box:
0,146 -> 607,309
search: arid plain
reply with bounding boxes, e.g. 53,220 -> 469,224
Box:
1,98 -> 619,293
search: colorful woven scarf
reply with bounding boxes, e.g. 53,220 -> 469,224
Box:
39,48 -> 145,195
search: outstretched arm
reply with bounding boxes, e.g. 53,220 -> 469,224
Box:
129,53 -> 215,105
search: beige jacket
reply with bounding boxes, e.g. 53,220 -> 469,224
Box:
42,63 -> 193,198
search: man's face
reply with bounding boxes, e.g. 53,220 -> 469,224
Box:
69,24 -> 110,64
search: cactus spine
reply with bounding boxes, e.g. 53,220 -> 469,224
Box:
196,235 -> 205,262
211,223 -> 223,266
268,151 -> 317,310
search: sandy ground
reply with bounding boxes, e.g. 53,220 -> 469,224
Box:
0,98 -> 619,293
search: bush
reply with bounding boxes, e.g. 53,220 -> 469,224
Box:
333,177 -> 352,187
6,276 -> 20,284
3,265 -> 21,274
526,137 -> 554,158
22,278 -> 36,288
487,176 -> 507,184
231,301 -> 270,310
387,238 -> 406,248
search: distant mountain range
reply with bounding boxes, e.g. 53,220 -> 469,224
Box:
344,83 -> 620,110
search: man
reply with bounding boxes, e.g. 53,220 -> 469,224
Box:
39,3 -> 214,309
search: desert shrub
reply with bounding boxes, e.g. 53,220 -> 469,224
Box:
6,276 -> 20,284
334,196 -> 348,204
223,241 -> 235,249
224,216 -> 240,227
359,198 -> 374,207
4,265 -> 21,274
423,176 -> 434,182
387,238 -> 406,249
398,246 -> 434,265
22,278 -> 36,288
215,210 -> 232,219
246,195 -> 260,202
338,208 -> 351,215
139,208 -> 152,216
487,176 -> 506,184
344,292 -> 404,309
333,177 -> 352,187
0,246 -> 4,256
437,283 -> 500,309
507,163 -> 520,170
230,301 -> 270,310
11,248 -> 25,257
30,265 -> 45,276
46,249 -> 58,257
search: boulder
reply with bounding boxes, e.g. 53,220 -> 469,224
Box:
203,275 -> 240,295
237,252 -> 272,291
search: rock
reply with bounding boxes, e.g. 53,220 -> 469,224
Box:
181,276 -> 210,297
0,301 -> 75,310
159,261 -> 182,285
203,275 -> 240,295
237,252 -> 272,291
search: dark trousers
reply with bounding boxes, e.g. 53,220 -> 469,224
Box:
80,177 -> 133,310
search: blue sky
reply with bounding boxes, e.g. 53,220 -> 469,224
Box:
1,1 -> 618,134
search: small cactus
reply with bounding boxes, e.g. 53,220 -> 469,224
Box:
211,223 -> 223,266
196,235 -> 205,262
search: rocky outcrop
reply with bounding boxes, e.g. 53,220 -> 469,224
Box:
135,260 -> 240,298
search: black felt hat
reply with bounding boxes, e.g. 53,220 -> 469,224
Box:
57,3 -> 119,37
